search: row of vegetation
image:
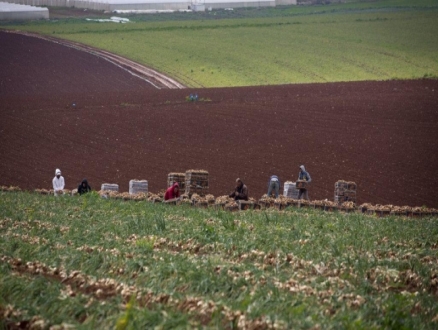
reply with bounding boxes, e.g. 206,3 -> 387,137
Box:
1,0 -> 438,87
1,191 -> 437,328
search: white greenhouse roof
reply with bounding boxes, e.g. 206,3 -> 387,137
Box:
0,1 -> 48,12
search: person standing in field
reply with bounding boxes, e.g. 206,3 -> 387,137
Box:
229,178 -> 249,201
77,178 -> 92,195
267,175 -> 281,198
52,168 -> 65,196
297,165 -> 311,200
164,182 -> 181,201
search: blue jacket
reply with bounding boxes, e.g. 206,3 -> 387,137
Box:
298,166 -> 311,182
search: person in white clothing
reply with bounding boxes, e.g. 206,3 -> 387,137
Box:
52,168 -> 65,196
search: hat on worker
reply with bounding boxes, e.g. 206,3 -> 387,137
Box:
55,168 -> 61,175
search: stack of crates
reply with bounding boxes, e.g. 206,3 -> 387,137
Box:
185,170 -> 209,196
167,173 -> 185,191
283,181 -> 299,199
129,180 -> 148,195
101,183 -> 119,192
334,181 -> 357,204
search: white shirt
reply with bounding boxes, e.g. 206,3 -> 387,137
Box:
52,176 -> 65,191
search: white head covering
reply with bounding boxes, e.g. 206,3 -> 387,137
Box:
299,165 -> 306,172
55,168 -> 61,175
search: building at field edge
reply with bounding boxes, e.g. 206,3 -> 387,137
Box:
1,0 -> 296,12
0,1 -> 48,20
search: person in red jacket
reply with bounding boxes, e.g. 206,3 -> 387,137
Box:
164,182 -> 181,201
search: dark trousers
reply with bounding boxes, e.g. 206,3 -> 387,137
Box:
298,189 -> 309,200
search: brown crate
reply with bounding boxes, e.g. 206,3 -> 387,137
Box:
381,210 -> 391,217
334,196 -> 348,203
324,205 -> 338,212
367,209 -> 376,216
296,181 -> 308,189
225,204 -> 239,212
348,182 -> 357,191
194,201 -> 209,208
167,173 -> 186,190
238,201 -> 256,210
341,207 -> 355,213
213,203 -> 226,210
185,171 -> 209,181
390,211 -> 407,217
335,181 -> 348,189
346,191 -> 357,198
258,200 -> 268,210
258,200 -> 276,209
185,170 -> 209,196
185,184 -> 209,197
335,188 -> 345,196
274,202 -> 284,210
411,211 -> 422,218
298,201 -> 312,208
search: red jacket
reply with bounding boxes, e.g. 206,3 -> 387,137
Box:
164,182 -> 181,200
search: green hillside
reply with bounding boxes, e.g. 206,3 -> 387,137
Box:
2,0 -> 438,87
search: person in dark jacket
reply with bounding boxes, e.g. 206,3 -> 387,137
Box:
267,175 -> 281,198
165,182 -> 181,201
229,178 -> 248,201
78,179 -> 92,195
297,165 -> 311,200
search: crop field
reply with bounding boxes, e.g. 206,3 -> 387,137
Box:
2,0 -> 438,87
1,191 -> 437,329
1,1 -> 438,327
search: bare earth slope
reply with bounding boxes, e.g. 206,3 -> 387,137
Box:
1,31 -> 437,207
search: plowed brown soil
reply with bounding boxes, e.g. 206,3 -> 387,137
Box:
1,31 -> 437,207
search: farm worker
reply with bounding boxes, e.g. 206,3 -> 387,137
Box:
267,175 -> 281,198
229,178 -> 248,201
52,168 -> 65,196
77,178 -> 92,195
297,165 -> 312,200
164,182 -> 181,201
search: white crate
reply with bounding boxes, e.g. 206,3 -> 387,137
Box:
101,183 -> 119,192
283,181 -> 299,199
129,180 -> 148,195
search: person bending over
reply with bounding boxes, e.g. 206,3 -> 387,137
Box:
165,182 -> 181,201
267,175 -> 281,198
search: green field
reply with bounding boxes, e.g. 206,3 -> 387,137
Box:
1,191 -> 437,328
2,0 -> 438,87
